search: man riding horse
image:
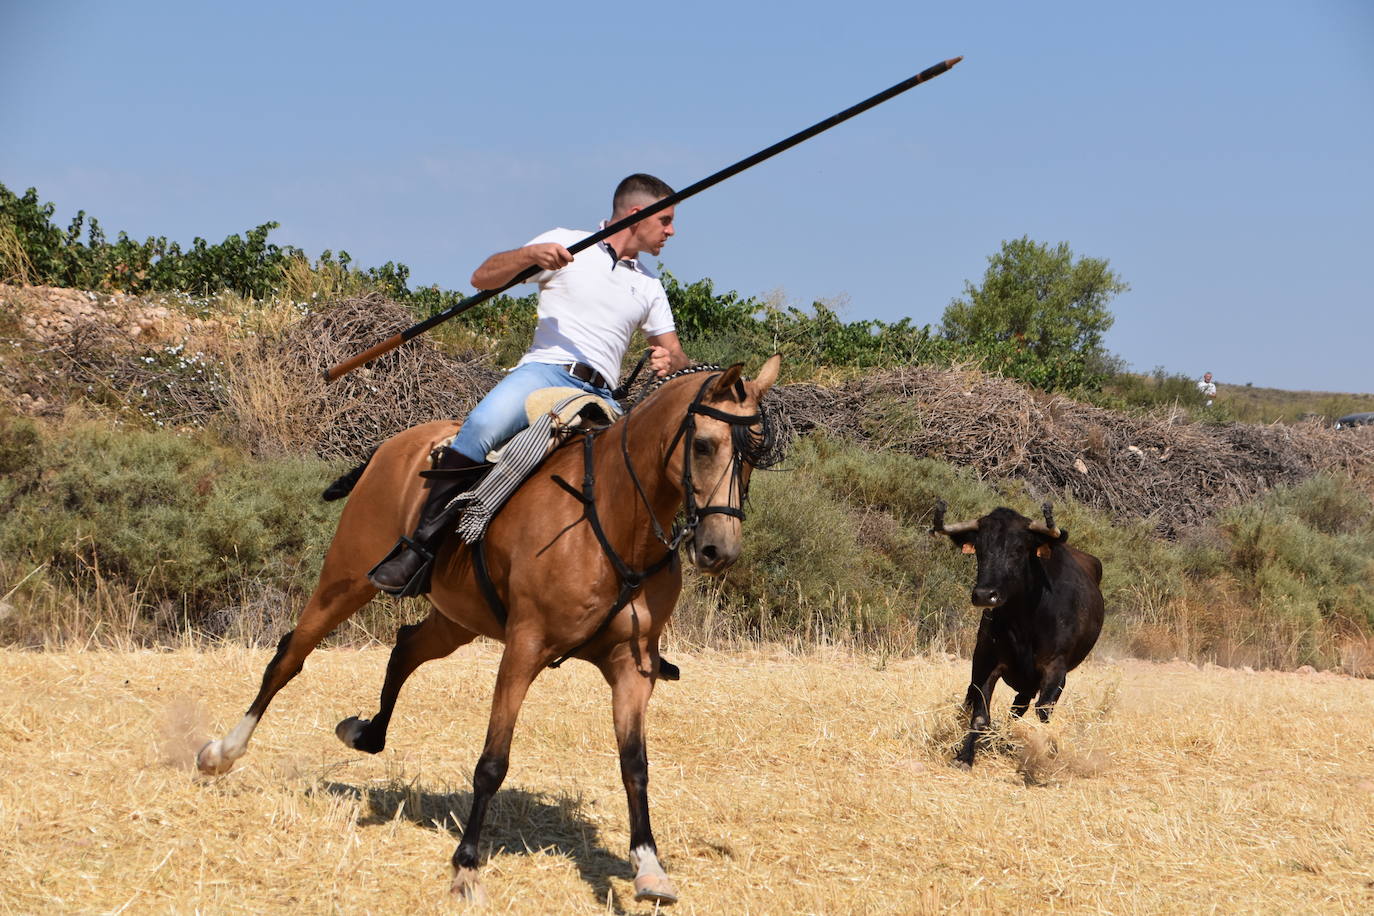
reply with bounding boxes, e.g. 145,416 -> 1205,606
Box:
368,173 -> 691,594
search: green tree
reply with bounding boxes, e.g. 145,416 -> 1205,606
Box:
941,236 -> 1127,391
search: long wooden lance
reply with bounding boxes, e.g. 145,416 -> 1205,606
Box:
324,55 -> 962,382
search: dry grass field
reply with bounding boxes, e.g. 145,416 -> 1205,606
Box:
2,643 -> 1372,915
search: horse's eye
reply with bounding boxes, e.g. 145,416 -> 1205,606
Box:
693,438 -> 714,457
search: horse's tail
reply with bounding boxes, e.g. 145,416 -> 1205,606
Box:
322,448 -> 377,501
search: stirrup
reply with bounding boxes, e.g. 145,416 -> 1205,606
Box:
367,535 -> 436,598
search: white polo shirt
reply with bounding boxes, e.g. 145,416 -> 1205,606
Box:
515,226 -> 676,388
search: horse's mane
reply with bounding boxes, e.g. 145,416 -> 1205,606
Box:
633,363 -> 728,402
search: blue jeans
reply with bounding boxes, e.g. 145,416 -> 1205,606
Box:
451,361 -> 619,462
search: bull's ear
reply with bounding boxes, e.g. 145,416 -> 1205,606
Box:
753,353 -> 781,396
710,363 -> 745,399
1035,544 -> 1051,559
962,543 -> 977,555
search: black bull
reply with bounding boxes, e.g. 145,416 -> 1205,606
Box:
932,502 -> 1105,768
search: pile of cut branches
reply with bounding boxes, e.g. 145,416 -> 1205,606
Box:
1,288 -> 501,460
771,365 -> 1374,533
8,283 -> 1372,529
230,293 -> 500,460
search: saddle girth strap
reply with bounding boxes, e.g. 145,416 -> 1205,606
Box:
471,539 -> 508,628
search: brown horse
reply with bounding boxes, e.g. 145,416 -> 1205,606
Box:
197,355 -> 782,905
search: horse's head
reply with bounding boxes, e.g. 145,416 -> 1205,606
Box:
670,354 -> 782,574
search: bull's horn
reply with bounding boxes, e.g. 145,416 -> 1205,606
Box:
931,500 -> 979,536
1027,502 -> 1061,538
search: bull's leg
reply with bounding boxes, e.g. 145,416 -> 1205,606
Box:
599,641 -> 678,905
197,574 -> 377,775
449,639 -> 546,904
1009,691 -> 1035,719
1035,668 -> 1068,722
337,608 -> 475,754
955,616 -> 1002,768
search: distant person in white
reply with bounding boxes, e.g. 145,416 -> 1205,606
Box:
369,173 -> 691,594
1197,371 -> 1217,407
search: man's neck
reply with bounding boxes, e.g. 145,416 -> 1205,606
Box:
602,217 -> 638,261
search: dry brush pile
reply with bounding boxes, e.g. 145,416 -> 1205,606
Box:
215,294 -> 501,460
0,287 -> 501,460
773,366 -> 1374,534
5,285 -> 1372,529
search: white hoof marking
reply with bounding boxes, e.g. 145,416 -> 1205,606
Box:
196,740 -> 231,775
450,866 -> 488,906
630,845 -> 678,903
195,714 -> 259,775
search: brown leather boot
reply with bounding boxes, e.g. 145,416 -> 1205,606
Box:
368,450 -> 489,595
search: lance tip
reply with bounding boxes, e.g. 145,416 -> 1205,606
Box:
947,56 -> 964,67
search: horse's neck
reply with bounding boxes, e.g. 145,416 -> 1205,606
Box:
593,383 -> 692,530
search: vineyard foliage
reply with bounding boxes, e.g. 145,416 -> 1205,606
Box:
3,183 -> 1138,395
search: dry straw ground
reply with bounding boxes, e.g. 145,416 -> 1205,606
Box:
2,644 -> 1372,914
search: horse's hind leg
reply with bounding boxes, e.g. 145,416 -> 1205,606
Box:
599,641 -> 678,905
337,608 -> 475,754
196,573 -> 377,775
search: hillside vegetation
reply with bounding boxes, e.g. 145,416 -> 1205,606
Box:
1101,370 -> 1374,425
3,282 -> 1373,672
3,184 -> 1374,671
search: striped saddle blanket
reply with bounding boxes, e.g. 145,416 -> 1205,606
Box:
445,387 -> 619,544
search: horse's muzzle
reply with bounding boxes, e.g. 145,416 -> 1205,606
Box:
686,530 -> 740,574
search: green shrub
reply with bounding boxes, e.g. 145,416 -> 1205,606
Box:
0,421 -> 342,633
0,411 -> 40,477
697,458 -> 910,639
1220,479 -> 1374,637
688,437 -> 1042,650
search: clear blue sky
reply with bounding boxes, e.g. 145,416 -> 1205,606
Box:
4,1 -> 1371,392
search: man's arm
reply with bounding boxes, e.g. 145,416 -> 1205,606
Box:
645,331 -> 690,378
470,243 -> 572,290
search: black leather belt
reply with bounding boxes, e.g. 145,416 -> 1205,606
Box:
566,362 -> 612,390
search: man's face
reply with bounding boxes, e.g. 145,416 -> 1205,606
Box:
1204,373 -> 1213,382
628,202 -> 676,256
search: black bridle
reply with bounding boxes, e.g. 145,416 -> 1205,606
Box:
629,370 -> 765,547
535,367 -> 779,667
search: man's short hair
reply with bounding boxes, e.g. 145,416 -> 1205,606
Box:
613,173 -> 675,215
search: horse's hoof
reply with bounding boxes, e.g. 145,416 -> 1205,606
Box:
633,873 -> 679,904
450,867 -> 488,906
335,716 -> 373,751
950,757 -> 972,772
196,740 -> 233,776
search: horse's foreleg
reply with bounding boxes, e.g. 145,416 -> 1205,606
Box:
449,639 -> 546,904
197,575 -> 376,775
601,643 -> 678,905
337,609 -> 475,754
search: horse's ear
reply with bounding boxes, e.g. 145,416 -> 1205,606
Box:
710,363 -> 745,399
753,353 -> 781,396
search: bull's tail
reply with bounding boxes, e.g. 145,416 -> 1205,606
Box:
322,448 -> 377,501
